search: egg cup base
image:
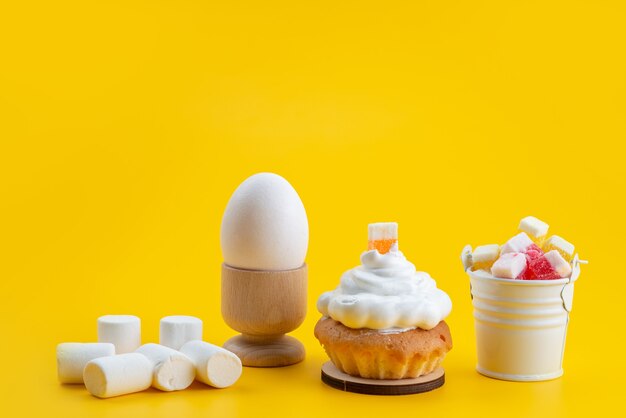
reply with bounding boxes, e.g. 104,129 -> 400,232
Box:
224,334 -> 305,367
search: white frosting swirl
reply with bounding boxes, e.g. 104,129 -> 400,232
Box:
317,248 -> 452,330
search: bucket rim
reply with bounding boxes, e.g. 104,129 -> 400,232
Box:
466,269 -> 571,286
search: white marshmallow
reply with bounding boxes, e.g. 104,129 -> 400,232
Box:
518,216 -> 549,240
180,341 -> 242,388
501,232 -> 534,254
135,343 -> 195,391
97,315 -> 141,354
544,250 -> 572,278
57,343 -> 115,384
83,353 -> 152,398
472,244 -> 500,263
160,316 -> 203,350
491,253 -> 527,279
544,235 -> 575,259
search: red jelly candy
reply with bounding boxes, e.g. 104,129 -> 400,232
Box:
521,255 -> 560,280
524,244 -> 544,259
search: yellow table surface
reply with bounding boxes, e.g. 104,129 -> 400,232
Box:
1,1 -> 625,417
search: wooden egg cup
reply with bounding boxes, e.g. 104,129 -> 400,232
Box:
221,263 -> 307,367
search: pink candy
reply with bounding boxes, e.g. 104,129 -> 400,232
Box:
520,254 -> 560,280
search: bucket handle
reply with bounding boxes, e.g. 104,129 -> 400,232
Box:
461,245 -> 474,300
561,255 -> 588,313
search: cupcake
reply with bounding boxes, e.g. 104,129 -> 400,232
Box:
314,223 -> 452,380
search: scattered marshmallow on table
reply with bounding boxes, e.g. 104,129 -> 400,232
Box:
57,343 -> 115,384
160,315 -> 203,350
491,252 -> 527,279
135,343 -> 195,391
83,353 -> 153,398
97,315 -> 141,354
180,340 -> 242,388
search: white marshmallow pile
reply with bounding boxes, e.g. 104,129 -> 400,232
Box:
57,315 -> 242,398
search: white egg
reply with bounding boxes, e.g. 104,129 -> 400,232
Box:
220,173 -> 309,271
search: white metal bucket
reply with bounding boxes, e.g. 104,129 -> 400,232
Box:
465,253 -> 583,381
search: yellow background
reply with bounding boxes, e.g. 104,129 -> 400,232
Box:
1,1 -> 625,417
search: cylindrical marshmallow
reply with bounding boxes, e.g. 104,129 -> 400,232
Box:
83,353 -> 152,398
57,342 -> 115,384
180,341 -> 242,388
135,343 -> 195,391
97,315 -> 141,353
160,315 -> 203,350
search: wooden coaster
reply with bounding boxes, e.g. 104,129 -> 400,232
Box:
321,362 -> 445,395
